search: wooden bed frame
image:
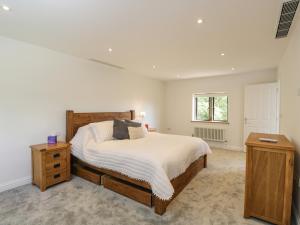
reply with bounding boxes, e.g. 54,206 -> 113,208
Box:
66,110 -> 207,215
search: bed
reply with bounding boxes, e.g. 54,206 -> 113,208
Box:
66,110 -> 211,215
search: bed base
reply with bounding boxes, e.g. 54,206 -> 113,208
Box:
71,154 -> 207,215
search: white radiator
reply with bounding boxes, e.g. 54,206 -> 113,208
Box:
194,127 -> 226,142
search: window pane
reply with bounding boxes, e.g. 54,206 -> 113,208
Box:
196,96 -> 210,121
213,96 -> 228,121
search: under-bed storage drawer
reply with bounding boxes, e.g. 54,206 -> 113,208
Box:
102,175 -> 152,207
72,163 -> 102,185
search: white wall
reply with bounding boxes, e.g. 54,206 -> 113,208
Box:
0,36 -> 165,190
278,13 -> 300,219
164,69 -> 277,150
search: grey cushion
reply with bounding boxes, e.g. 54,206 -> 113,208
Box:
113,119 -> 141,140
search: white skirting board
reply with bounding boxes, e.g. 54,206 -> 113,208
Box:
208,142 -> 244,151
293,203 -> 300,225
0,176 -> 32,193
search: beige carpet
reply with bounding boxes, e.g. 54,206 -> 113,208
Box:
0,149 -> 270,225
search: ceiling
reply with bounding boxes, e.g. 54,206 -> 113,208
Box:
0,0 -> 292,80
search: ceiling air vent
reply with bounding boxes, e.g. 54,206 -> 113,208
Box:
89,58 -> 125,70
276,0 -> 300,38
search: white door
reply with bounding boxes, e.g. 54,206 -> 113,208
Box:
244,82 -> 279,144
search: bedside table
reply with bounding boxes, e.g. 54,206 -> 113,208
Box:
30,142 -> 71,191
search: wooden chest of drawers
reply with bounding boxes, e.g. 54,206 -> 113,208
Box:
30,142 -> 71,191
244,133 -> 295,225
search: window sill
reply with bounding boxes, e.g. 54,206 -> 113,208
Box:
191,120 -> 229,125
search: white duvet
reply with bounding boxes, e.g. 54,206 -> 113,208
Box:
72,132 -> 211,200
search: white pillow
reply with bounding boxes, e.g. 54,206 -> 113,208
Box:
70,125 -> 94,150
128,120 -> 149,136
128,127 -> 146,139
89,120 -> 114,142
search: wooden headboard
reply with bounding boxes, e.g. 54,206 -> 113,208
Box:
66,110 -> 135,142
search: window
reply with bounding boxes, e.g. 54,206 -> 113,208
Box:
193,95 -> 228,122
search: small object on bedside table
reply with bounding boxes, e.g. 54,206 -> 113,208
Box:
47,134 -> 57,144
30,142 -> 71,191
148,128 -> 157,132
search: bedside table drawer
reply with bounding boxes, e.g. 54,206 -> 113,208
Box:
46,170 -> 67,187
46,160 -> 67,174
46,149 -> 67,162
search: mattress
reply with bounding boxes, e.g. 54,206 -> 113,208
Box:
72,132 -> 211,200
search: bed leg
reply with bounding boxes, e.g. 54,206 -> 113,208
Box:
154,197 -> 167,215
204,155 -> 207,168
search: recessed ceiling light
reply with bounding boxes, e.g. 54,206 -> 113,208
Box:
2,4 -> 10,11
152,65 -> 156,69
108,48 -> 112,52
197,19 -> 203,24
231,67 -> 235,71
220,53 -> 225,56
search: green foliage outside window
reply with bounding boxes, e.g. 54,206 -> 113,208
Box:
196,97 -> 209,121
214,96 -> 228,121
194,95 -> 228,122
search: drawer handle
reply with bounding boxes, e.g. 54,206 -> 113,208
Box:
53,163 -> 60,168
53,174 -> 61,179
53,153 -> 60,158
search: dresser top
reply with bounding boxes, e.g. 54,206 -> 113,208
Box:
246,133 -> 295,151
30,142 -> 70,151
